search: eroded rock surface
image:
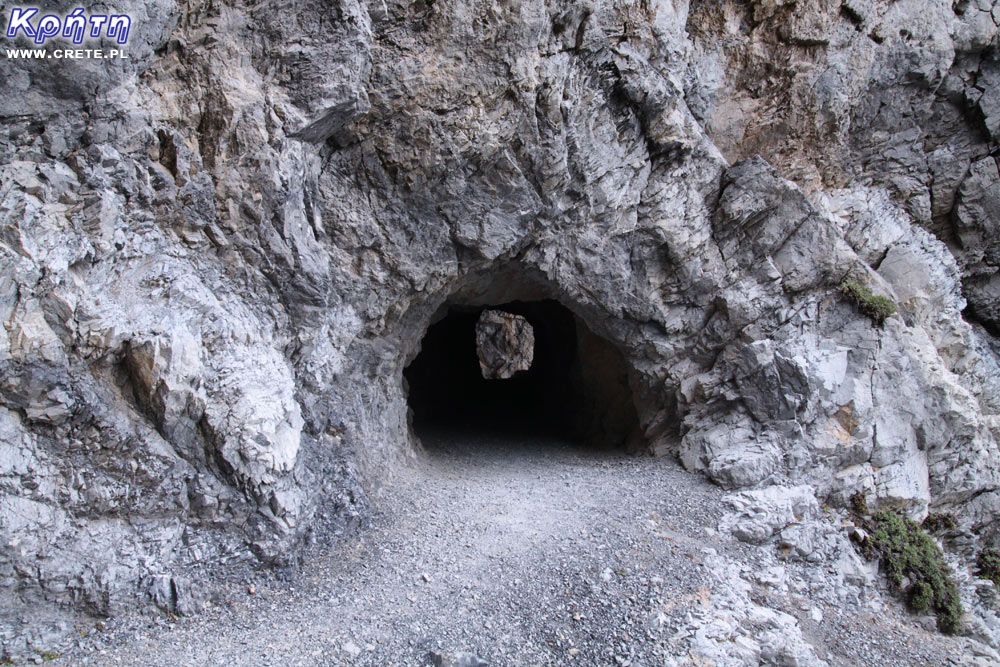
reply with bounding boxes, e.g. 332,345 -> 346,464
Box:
0,0 -> 999,658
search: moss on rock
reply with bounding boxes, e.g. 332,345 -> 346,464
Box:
839,279 -> 897,325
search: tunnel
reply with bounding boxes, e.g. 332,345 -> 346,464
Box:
403,299 -> 644,450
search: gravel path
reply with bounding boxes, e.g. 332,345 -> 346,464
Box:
55,430 -> 980,666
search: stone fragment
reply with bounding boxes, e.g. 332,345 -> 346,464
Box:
475,310 -> 534,380
428,651 -> 489,667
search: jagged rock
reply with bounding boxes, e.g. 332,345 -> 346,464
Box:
675,552 -> 828,666
475,310 -> 534,379
954,156 -> 1000,327
145,575 -> 207,617
721,486 -> 820,545
955,157 -> 1000,271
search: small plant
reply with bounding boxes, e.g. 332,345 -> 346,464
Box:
922,513 -> 957,533
861,510 -> 963,634
839,279 -> 897,325
39,651 -> 61,661
850,491 -> 869,516
976,548 -> 1000,587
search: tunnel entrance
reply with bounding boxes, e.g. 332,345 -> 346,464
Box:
404,299 -> 643,450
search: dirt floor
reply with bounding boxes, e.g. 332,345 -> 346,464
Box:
53,430 -> 985,666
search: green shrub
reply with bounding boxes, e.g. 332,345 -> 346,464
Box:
976,548 -> 1000,587
861,510 -> 963,634
908,580 -> 934,612
839,279 -> 897,325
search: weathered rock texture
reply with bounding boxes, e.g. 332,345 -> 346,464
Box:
475,310 -> 535,379
1,0 -> 999,655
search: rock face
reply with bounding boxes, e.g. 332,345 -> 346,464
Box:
0,0 -> 999,655
475,310 -> 535,379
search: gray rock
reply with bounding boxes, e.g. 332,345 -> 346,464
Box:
428,651 -> 489,667
475,310 -> 534,379
342,641 -> 362,658
955,157 -> 1000,270
721,486 -> 820,545
145,575 -> 206,617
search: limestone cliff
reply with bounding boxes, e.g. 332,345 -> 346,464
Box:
1,0 -> 999,655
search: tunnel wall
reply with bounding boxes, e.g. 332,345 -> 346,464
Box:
570,319 -> 644,451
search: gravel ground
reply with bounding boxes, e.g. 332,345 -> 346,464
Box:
48,430 -> 985,666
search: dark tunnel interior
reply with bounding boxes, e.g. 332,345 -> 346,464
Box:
404,299 -> 643,450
